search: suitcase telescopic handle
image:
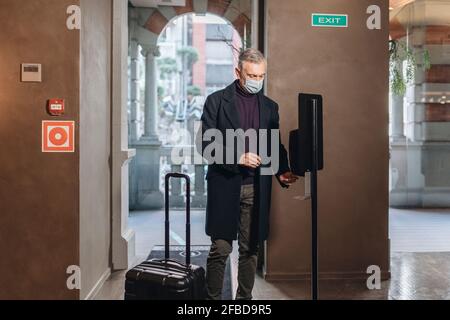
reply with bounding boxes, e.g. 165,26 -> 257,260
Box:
164,173 -> 191,266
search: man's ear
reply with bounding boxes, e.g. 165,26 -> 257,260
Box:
235,68 -> 241,79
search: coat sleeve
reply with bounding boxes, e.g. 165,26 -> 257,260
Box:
197,95 -> 240,174
271,103 -> 291,188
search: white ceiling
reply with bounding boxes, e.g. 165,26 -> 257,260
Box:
391,0 -> 450,25
129,0 -> 186,8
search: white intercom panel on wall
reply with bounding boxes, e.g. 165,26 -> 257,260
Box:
21,63 -> 42,82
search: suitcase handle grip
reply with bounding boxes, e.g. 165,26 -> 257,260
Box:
151,258 -> 192,269
164,173 -> 191,266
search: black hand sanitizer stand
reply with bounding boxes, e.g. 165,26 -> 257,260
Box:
289,93 -> 323,300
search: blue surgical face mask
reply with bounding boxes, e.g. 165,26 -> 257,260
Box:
244,78 -> 264,94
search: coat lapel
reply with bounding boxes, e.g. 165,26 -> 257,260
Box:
222,81 -> 241,130
257,91 -> 270,130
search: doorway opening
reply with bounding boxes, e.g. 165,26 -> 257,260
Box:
127,11 -> 245,260
388,1 -> 450,255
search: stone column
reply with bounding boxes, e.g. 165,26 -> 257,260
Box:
129,39 -> 140,143
128,10 -> 139,210
128,39 -> 140,210
141,44 -> 160,142
133,43 -> 164,210
390,60 -> 412,206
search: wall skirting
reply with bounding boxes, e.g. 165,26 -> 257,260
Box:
84,268 -> 112,300
264,271 -> 391,282
390,188 -> 450,208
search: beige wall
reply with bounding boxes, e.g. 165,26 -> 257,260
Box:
265,0 -> 390,280
0,0 -> 80,299
79,0 -> 112,299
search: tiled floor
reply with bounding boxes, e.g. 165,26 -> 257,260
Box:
128,209 -> 211,258
95,208 -> 450,300
389,208 -> 450,252
250,252 -> 450,300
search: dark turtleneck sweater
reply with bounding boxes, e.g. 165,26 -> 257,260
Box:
235,80 -> 260,185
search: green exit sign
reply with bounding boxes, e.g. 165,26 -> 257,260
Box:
312,13 -> 348,28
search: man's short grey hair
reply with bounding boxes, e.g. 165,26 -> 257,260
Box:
238,48 -> 266,70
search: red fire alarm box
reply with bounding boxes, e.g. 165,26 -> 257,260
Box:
47,99 -> 65,116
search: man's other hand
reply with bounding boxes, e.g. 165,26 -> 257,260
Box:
239,153 -> 261,168
279,171 -> 299,185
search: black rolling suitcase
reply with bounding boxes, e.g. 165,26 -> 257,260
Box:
124,173 -> 206,300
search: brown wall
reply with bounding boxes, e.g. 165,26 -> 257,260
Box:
265,0 -> 390,279
0,0 -> 80,298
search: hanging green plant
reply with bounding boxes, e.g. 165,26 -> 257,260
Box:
389,39 -> 431,96
423,49 -> 431,70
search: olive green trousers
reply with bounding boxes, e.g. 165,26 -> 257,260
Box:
205,184 -> 259,300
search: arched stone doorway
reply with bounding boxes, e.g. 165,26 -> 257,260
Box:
111,0 -> 255,271
128,1 -> 252,211
136,0 -> 251,40
122,1 -> 254,263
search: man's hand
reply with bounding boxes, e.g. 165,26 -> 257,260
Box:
279,171 -> 299,185
239,153 -> 261,168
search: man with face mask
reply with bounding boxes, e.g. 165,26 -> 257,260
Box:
199,48 -> 298,300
